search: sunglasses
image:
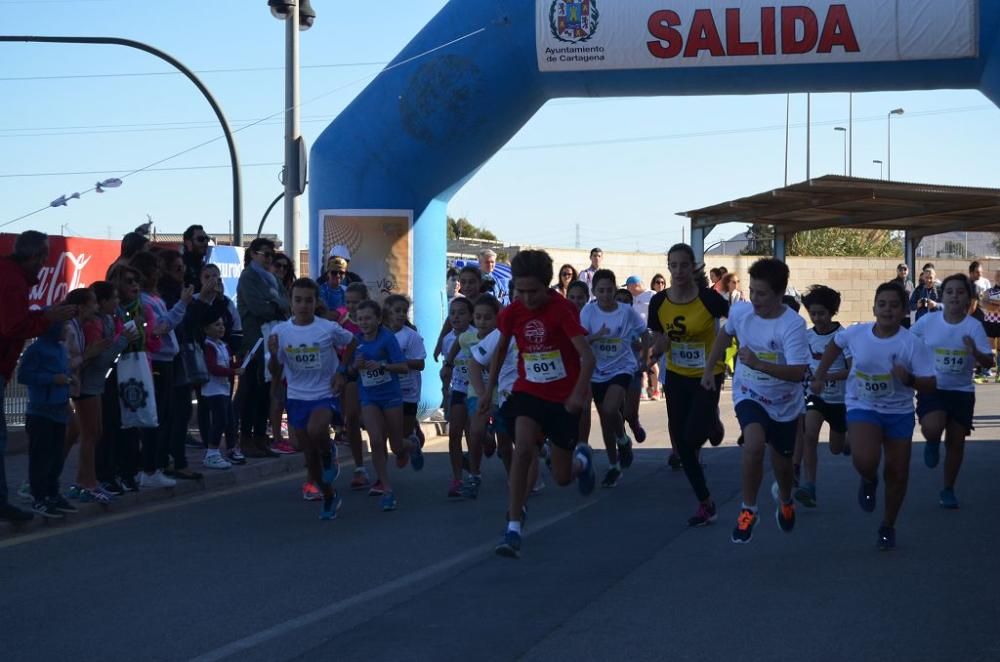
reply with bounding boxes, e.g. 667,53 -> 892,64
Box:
560,272 -> 573,277
330,270 -> 346,276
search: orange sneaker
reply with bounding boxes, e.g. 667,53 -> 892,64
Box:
302,482 -> 322,501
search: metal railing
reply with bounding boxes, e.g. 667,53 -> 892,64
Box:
4,379 -> 28,427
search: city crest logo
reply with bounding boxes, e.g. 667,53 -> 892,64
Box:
549,0 -> 599,44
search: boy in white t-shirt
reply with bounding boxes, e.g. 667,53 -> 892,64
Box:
268,278 -> 356,521
701,258 -> 810,545
812,281 -> 936,551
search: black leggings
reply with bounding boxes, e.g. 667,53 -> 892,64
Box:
27,415 -> 67,501
235,354 -> 269,438
142,360 -> 174,473
665,371 -> 724,502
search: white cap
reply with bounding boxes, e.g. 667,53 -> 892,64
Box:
329,244 -> 351,261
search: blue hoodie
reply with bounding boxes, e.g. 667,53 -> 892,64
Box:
18,322 -> 70,423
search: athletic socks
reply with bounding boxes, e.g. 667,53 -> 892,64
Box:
741,502 -> 758,513
507,520 -> 522,534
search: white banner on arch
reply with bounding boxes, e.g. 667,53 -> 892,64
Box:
536,0 -> 978,72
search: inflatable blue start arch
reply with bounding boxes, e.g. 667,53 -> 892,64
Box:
311,0 -> 1000,408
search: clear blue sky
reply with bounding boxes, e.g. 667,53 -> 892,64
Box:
2,0 -> 998,254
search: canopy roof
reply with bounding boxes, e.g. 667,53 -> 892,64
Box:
680,175 -> 1000,240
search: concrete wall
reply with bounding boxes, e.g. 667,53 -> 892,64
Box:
511,246 -> 1000,325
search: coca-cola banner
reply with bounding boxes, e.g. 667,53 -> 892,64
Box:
0,234 -> 120,310
536,0 -> 978,72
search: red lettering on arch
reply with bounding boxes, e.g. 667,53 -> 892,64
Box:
684,9 -> 725,58
761,7 -> 777,55
726,8 -> 759,56
818,5 -> 860,53
647,10 -> 683,59
781,6 -> 818,55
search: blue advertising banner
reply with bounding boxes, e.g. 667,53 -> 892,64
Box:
207,245 -> 243,304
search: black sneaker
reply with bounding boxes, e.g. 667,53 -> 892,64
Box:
731,508 -> 758,544
776,501 -> 796,533
227,450 -> 248,466
601,467 -> 622,488
0,502 -> 35,523
119,475 -> 139,492
100,479 -> 125,496
618,440 -> 634,469
51,495 -> 78,513
708,420 -> 725,447
877,523 -> 896,551
858,476 -> 878,513
32,499 -> 65,520
667,453 -> 683,471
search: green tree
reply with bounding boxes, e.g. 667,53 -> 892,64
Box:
741,224 -> 901,257
447,216 -> 498,241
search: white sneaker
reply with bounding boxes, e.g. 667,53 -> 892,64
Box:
203,453 -> 232,470
139,470 -> 177,489
531,474 -> 546,494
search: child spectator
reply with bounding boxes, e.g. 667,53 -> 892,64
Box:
19,322 -> 77,519
201,309 -> 243,470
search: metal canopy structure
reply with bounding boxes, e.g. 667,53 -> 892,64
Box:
680,175 -> 1000,272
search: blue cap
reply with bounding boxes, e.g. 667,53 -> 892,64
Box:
625,276 -> 642,286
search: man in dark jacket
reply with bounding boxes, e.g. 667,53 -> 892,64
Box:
182,224 -> 210,292
0,231 -> 76,522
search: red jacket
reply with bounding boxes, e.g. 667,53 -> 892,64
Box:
0,257 -> 51,380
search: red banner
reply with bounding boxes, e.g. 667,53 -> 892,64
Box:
0,234 -> 120,310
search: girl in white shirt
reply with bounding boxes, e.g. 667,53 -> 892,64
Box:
812,282 -> 936,551
911,274 -> 993,509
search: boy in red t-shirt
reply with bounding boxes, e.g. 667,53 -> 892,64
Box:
480,250 -> 596,559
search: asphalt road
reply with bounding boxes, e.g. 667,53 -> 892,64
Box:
3,389 -> 1000,662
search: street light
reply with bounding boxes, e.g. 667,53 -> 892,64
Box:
268,0 -> 315,275
873,159 -> 884,180
887,108 -> 904,181
834,127 -> 847,176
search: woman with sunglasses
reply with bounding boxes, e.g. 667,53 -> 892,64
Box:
270,253 -> 296,294
236,238 -> 291,458
554,264 -> 578,298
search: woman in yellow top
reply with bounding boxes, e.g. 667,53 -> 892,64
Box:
648,243 -> 729,528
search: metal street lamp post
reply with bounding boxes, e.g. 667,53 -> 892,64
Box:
887,108 -> 904,181
873,159 -> 884,180
0,35 -> 244,246
834,127 -> 847,176
268,0 -> 315,275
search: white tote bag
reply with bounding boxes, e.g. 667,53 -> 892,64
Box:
118,351 -> 159,429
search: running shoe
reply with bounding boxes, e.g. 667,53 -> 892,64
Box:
409,437 -> 424,472
924,440 -> 941,468
350,467 -> 371,491
687,501 -> 718,527
203,453 -> 232,470
877,523 -> 896,551
617,435 -> 634,469
531,474 -> 545,495
794,482 -> 817,508
575,444 -> 596,496
731,508 -> 758,544
66,484 -> 81,500
185,434 -> 204,449
320,490 -> 343,520
461,475 -> 482,499
32,499 -> 65,520
272,439 -> 297,455
858,476 -> 878,513
842,443 -> 852,457
667,453 -> 683,471
227,449 -> 247,465
320,453 -> 340,485
447,479 -> 464,500
495,529 -> 522,559
100,479 -> 125,496
119,475 -> 139,492
776,501 -> 796,533
78,488 -> 111,505
939,487 -> 959,509
631,422 -> 647,444
380,491 -> 397,512
302,482 -> 322,501
368,480 -> 385,497
708,420 -> 725,447
16,480 -> 32,504
601,467 -> 621,488
50,495 -> 79,513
